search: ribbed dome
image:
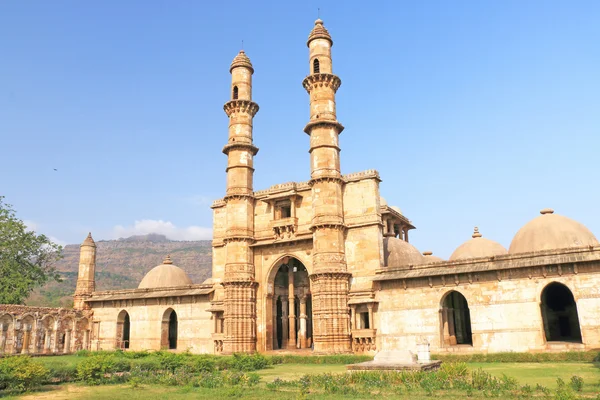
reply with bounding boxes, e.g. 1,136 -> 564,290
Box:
138,255 -> 193,289
509,209 -> 599,254
422,251 -> 444,264
230,50 -> 254,73
307,19 -> 333,46
383,237 -> 424,268
449,227 -> 507,261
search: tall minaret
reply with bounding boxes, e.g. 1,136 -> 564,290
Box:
222,50 -> 259,353
73,233 -> 96,310
303,19 -> 352,353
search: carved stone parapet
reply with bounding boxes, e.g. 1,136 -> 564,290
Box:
211,199 -> 226,209
222,142 -> 259,156
271,217 -> 298,240
310,222 -> 347,232
342,169 -> 381,183
223,100 -> 259,117
302,73 -> 342,93
304,119 -> 345,135
223,236 -> 254,244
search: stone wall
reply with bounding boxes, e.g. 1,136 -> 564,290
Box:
376,263 -> 600,353
0,305 -> 91,355
90,295 -> 213,353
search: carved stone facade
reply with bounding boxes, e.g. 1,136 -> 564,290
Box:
4,19 -> 600,357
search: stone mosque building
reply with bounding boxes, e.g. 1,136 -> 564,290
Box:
1,19 -> 600,356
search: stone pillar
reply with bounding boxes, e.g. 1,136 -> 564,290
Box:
0,324 -> 6,354
272,297 -> 279,349
83,330 -> 90,350
304,19 -> 352,354
52,330 -> 58,353
404,228 -> 409,242
350,306 -> 356,331
281,298 -> 288,348
64,330 -> 71,354
44,330 -> 52,354
288,267 -> 296,348
367,303 -> 374,330
22,325 -> 31,354
299,296 -> 308,349
12,328 -> 19,354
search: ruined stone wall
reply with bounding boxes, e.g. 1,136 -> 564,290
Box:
90,295 -> 213,353
0,305 -> 91,355
376,268 -> 600,354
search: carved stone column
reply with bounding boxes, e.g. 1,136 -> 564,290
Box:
288,267 -> 296,348
281,298 -> 288,348
350,305 -> 356,331
299,296 -> 308,349
272,297 -> 278,349
52,330 -> 58,353
367,303 -> 374,330
44,330 -> 52,354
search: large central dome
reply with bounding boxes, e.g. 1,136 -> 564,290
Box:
138,255 -> 193,289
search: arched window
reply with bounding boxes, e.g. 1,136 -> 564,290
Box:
161,308 -> 178,350
313,59 -> 320,74
116,310 -> 130,349
541,283 -> 582,342
440,291 -> 472,346
233,86 -> 239,100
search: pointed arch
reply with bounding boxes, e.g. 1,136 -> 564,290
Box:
440,290 -> 472,346
116,310 -> 130,349
161,308 -> 178,350
540,282 -> 582,342
233,86 -> 239,100
313,59 -> 320,74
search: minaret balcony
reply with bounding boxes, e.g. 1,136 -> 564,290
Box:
271,218 -> 298,240
302,73 -> 342,93
223,100 -> 259,117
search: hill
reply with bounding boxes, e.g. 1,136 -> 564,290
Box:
25,234 -> 213,307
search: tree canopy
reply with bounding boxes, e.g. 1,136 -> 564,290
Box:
0,196 -> 62,304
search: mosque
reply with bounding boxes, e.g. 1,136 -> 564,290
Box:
1,19 -> 599,356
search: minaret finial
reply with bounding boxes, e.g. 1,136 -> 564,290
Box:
472,227 -> 482,238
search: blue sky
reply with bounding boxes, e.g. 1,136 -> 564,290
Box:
1,1 -> 599,259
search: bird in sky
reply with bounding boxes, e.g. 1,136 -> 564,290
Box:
53,168 -> 57,171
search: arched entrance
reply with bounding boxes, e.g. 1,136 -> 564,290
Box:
268,257 -> 312,350
440,291 -> 473,346
541,283 -> 582,342
161,309 -> 178,350
116,310 -> 130,349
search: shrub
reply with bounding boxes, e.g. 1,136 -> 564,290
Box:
0,356 -> 49,392
433,351 -> 597,363
76,353 -> 125,384
569,375 -> 584,392
228,353 -> 269,372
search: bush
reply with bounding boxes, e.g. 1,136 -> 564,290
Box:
228,353 -> 269,372
76,353 -> 129,384
0,356 -> 49,392
569,375 -> 584,392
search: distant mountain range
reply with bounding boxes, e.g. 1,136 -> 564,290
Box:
25,234 -> 213,308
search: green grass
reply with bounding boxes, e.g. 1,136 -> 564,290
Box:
471,362 -> 600,393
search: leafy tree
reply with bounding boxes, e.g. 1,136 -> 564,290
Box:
0,196 -> 61,304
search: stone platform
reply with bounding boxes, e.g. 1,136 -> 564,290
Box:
346,350 -> 442,372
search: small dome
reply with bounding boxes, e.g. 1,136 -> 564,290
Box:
138,255 -> 193,289
230,50 -> 254,73
449,227 -> 507,261
307,19 -> 333,46
509,209 -> 598,254
391,206 -> 402,215
422,251 -> 444,264
380,196 -> 387,206
383,237 -> 424,268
